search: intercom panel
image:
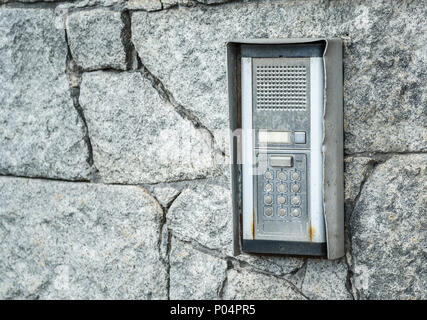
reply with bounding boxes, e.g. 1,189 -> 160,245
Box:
228,39 -> 344,258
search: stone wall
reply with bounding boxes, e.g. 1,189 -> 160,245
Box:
0,0 -> 425,300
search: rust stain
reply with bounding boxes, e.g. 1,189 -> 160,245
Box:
251,208 -> 255,239
309,223 -> 315,242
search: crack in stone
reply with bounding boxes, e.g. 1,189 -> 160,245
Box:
289,258 -> 307,276
172,236 -> 309,286
120,9 -> 138,70
0,1 -> 65,9
345,151 -> 427,159
64,28 -> 99,181
0,173 -> 90,183
134,56 -> 226,158
172,236 -> 310,299
147,188 -> 181,300
0,173 -> 226,192
345,157 -> 382,300
217,259 -> 232,299
344,252 -> 356,300
234,263 -> 311,300
347,159 -> 381,226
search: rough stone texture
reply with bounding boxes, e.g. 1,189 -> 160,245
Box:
236,253 -> 304,278
162,0 -> 230,8
125,0 -> 162,11
151,185 -> 181,208
168,182 -> 232,253
169,238 -> 227,299
350,154 -> 426,300
132,0 -> 426,153
79,71 -> 218,184
1,0 -> 61,2
344,156 -> 375,217
223,269 -> 306,300
0,8 -> 90,180
0,177 -> 168,299
1,0 -> 426,301
302,259 -> 352,300
66,9 -> 128,71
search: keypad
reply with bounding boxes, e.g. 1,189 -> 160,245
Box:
258,153 -> 306,221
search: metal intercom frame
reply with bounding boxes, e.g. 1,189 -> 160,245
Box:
227,38 -> 344,259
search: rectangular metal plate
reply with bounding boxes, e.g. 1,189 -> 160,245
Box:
258,131 -> 292,144
252,58 -> 311,151
269,155 -> 293,167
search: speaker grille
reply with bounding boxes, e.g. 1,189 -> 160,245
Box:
256,65 -> 307,110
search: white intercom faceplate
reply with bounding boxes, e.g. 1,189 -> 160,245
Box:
228,39 -> 344,258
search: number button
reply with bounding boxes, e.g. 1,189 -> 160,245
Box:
291,171 -> 300,181
264,183 -> 273,192
278,171 -> 286,181
264,171 -> 273,180
264,207 -> 273,216
291,196 -> 300,206
291,183 -> 300,193
291,208 -> 301,217
264,195 -> 273,205
277,196 -> 286,205
277,184 -> 286,193
278,208 -> 287,217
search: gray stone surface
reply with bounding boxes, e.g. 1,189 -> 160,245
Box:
0,8 -> 90,181
1,0 -> 426,301
236,253 -> 304,278
350,154 -> 426,299
151,185 -> 181,208
223,269 -> 305,300
0,177 -> 168,299
79,71 -> 218,184
126,0 -> 162,10
161,0 -> 230,8
302,259 -> 352,300
344,156 -> 375,216
1,0 -> 61,2
66,9 -> 128,71
132,0 -> 426,153
169,238 -> 227,299
168,182 -> 232,253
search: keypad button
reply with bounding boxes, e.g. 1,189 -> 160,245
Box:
278,208 -> 287,217
291,172 -> 300,180
278,171 -> 286,180
291,208 -> 301,217
291,196 -> 300,206
277,184 -> 286,193
277,196 -> 286,205
294,131 -> 306,144
264,195 -> 273,205
291,183 -> 300,193
264,171 -> 273,180
265,207 -> 273,216
264,183 -> 273,192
